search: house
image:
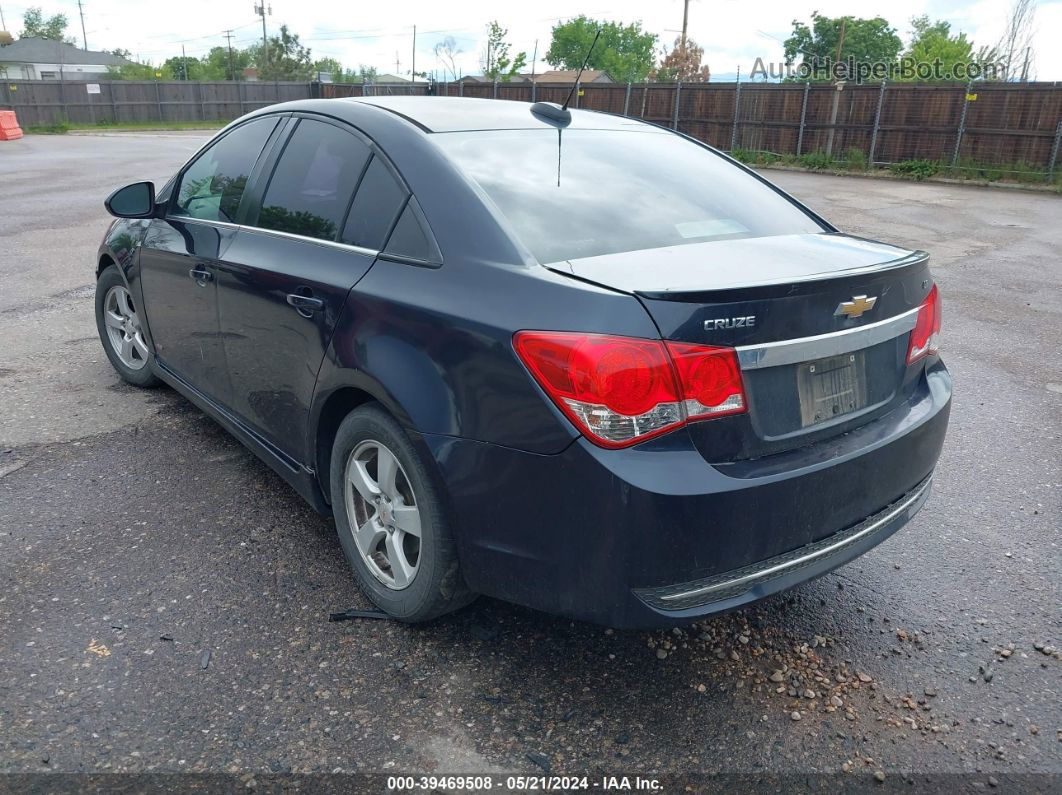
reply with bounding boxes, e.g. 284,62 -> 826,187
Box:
0,37 -> 133,80
532,69 -> 613,83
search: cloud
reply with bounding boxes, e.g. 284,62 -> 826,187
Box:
4,0 -> 1058,78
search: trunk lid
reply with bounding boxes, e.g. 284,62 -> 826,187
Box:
548,232 -> 933,461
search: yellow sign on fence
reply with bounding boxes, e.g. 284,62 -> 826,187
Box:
966,93 -> 978,101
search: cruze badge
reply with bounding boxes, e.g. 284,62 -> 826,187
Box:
834,295 -> 878,319
704,316 -> 756,331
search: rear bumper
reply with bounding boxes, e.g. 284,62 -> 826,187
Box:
424,360 -> 951,628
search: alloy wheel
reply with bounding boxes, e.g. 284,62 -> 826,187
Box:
103,285 -> 149,370
343,439 -> 422,590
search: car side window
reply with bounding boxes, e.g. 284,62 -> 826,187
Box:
384,199 -> 439,264
171,117 -> 277,223
340,155 -> 408,250
256,119 -> 370,242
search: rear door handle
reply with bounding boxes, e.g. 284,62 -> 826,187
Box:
188,265 -> 213,285
286,293 -> 324,317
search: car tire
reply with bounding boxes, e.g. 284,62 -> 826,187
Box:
95,266 -> 161,388
330,404 -> 475,622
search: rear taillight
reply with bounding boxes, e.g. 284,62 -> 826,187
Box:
513,331 -> 746,449
907,284 -> 942,364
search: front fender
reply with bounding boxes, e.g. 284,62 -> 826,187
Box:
97,217 -> 154,350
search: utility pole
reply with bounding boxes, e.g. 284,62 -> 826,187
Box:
411,25 -> 416,82
76,0 -> 88,50
833,17 -> 847,78
395,51 -> 401,74
223,30 -> 236,81
680,0 -> 690,51
182,43 -> 188,80
0,3 -> 7,31
254,3 -> 271,71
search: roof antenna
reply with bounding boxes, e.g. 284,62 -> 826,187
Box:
562,28 -> 601,111
530,28 -> 601,125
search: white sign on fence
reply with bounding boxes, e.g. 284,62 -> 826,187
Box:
86,83 -> 101,94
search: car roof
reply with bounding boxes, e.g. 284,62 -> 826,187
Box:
343,96 -> 657,134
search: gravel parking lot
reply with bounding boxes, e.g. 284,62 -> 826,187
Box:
1,131 -> 1059,787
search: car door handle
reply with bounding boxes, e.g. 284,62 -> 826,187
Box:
188,266 -> 213,285
286,293 -> 324,316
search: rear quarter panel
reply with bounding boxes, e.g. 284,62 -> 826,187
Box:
312,255 -> 660,456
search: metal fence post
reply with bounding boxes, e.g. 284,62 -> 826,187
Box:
238,79 -> 246,114
458,80 -> 464,97
796,81 -> 809,156
869,80 -> 887,165
154,79 -> 163,122
1049,119 -> 1062,182
493,79 -> 498,99
623,82 -> 631,116
951,79 -> 973,169
531,80 -> 536,103
730,79 -> 742,151
109,82 -> 118,123
672,81 -> 681,130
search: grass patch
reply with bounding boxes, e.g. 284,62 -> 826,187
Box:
26,121 -> 71,134
27,119 -> 229,134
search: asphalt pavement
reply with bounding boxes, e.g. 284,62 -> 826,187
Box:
0,131 -> 1059,787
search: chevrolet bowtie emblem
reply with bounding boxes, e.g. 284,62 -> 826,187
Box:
835,295 -> 878,319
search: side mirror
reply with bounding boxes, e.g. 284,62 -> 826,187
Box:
105,181 -> 157,219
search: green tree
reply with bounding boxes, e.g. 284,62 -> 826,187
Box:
481,21 -> 526,82
251,25 -> 313,81
901,17 -> 978,81
201,46 -> 251,81
313,57 -> 344,81
352,64 -> 378,83
163,55 -> 202,81
103,62 -> 158,80
20,7 -> 72,43
546,16 -> 658,82
784,13 -> 902,82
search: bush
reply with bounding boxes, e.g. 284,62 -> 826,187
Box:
843,147 -> 868,171
888,159 -> 940,180
798,151 -> 835,170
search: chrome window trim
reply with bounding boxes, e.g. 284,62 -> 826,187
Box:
160,216 -> 380,258
164,215 -> 242,231
238,225 -> 380,257
736,306 -> 920,370
655,475 -> 933,604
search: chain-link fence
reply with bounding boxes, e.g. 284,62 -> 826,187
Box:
4,77 -> 1060,182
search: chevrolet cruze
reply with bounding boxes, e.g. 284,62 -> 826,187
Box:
94,96 -> 950,627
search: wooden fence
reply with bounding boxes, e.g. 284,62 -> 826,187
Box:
4,78 -> 1061,177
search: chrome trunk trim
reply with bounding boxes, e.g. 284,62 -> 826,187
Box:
736,307 -> 919,370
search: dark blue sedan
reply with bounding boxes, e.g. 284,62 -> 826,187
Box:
94,96 -> 950,627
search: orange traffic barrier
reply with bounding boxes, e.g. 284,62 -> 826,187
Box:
0,110 -> 24,141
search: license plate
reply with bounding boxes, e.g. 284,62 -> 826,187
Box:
796,352 -> 868,427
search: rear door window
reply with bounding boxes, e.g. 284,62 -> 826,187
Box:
172,117 -> 277,223
255,119 -> 370,241
341,155 -> 408,250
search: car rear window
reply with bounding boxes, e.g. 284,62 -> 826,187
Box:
434,129 -> 825,264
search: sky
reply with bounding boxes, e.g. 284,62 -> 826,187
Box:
1,0 -> 1060,80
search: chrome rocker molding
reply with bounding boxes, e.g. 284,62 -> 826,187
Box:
635,474 -> 934,611
736,307 -> 920,370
